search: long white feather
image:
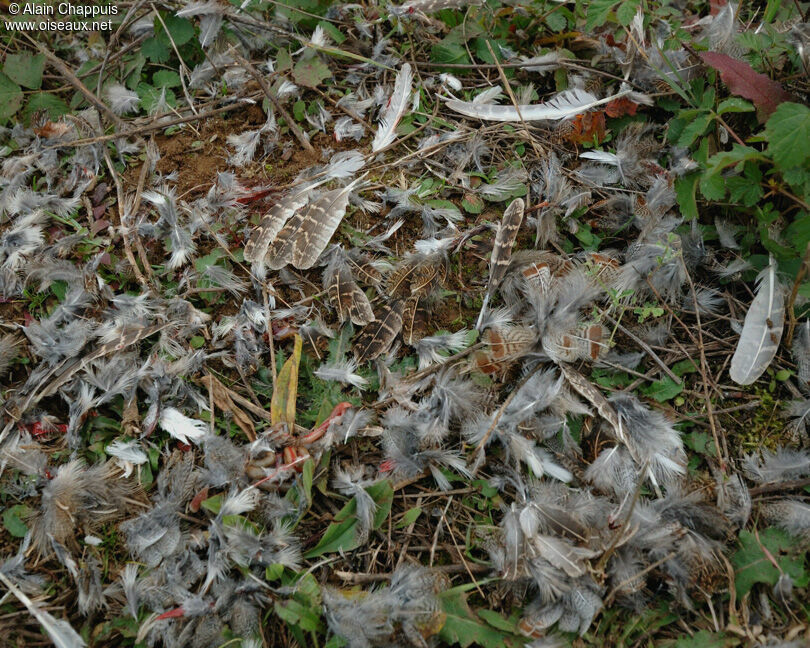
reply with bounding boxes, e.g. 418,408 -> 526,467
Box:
0,571 -> 85,648
729,260 -> 785,385
372,64 -> 413,152
444,87 -> 630,122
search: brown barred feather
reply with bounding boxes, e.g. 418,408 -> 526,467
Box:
328,266 -> 375,326
401,296 -> 427,345
243,193 -> 308,264
354,300 -> 405,363
267,182 -> 357,270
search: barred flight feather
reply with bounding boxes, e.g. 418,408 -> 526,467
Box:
328,265 -> 374,326
354,300 -> 405,363
268,179 -> 361,270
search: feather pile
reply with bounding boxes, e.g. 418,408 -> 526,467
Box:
0,4 -> 807,647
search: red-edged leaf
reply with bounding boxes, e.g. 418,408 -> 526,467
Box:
699,52 -> 793,121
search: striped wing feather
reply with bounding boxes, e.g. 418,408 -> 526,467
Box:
328,266 -> 374,326
243,193 -> 308,263
354,300 -> 405,363
267,183 -> 356,270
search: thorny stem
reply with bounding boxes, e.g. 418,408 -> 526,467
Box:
785,240 -> 810,347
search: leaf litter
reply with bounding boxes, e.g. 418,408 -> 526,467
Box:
1,1 -> 810,647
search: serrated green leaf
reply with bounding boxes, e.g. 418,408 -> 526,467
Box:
142,37 -> 171,63
22,93 -> 70,124
766,102 -> 810,169
586,0 -> 618,30
675,173 -> 699,221
677,112 -> 713,148
0,73 -> 23,122
3,53 -> 45,90
731,528 -> 808,597
153,70 -> 181,88
616,0 -> 640,26
700,172 -> 727,201
159,14 -> 195,47
293,57 -> 332,87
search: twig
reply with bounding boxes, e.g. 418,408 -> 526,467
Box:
682,258 -> 728,471
334,563 -> 489,584
29,38 -> 126,130
232,52 -> 315,155
45,96 -> 261,150
604,315 -> 681,384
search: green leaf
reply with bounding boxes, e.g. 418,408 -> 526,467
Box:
431,42 -> 470,65
395,506 -> 422,529
301,458 -> 314,506
677,112 -> 712,148
641,376 -> 683,402
195,248 -> 224,272
3,504 -> 31,538
159,14 -> 195,47
675,173 -> 699,221
766,102 -> 810,169
201,494 -> 223,514
462,193 -> 485,214
317,21 -> 346,44
0,73 -> 23,122
717,97 -> 755,115
153,70 -> 181,88
785,211 -> 810,250
439,588 -> 523,648
304,480 -> 393,558
271,335 -> 303,429
22,93 -> 70,124
3,53 -> 45,90
673,630 -> 735,647
293,57 -> 332,88
275,598 -> 324,632
586,0 -> 618,30
276,48 -> 293,72
142,37 -> 170,63
731,528 -> 809,598
616,0 -> 640,26
699,172 -> 727,201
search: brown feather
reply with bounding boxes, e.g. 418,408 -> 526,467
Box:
243,193 -> 308,264
401,296 -> 427,345
354,300 -> 405,363
558,363 -> 621,437
267,182 -> 357,270
487,198 -> 525,294
328,266 -> 375,326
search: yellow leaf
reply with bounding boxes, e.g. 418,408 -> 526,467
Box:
271,335 -> 302,429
